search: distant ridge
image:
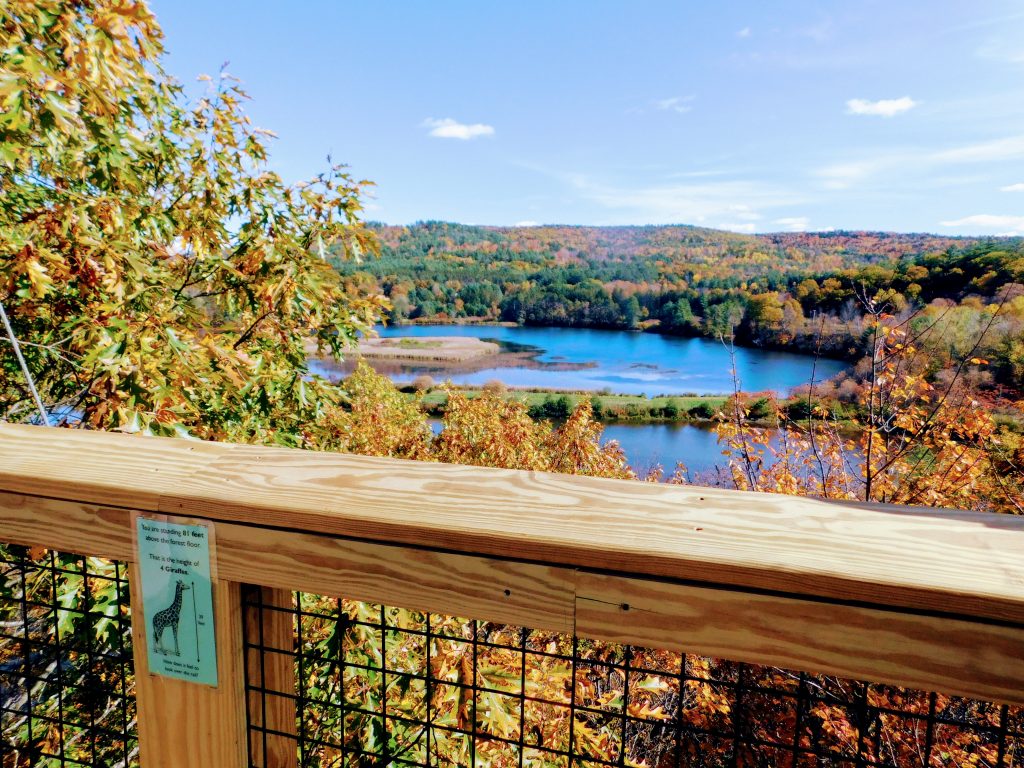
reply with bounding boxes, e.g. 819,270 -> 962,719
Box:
365,221 -> 1012,273
333,223 -> 1023,392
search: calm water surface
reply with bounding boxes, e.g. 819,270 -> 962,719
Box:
427,419 -> 858,479
312,324 -> 847,396
601,422 -> 726,476
328,325 -> 852,475
426,419 -> 727,476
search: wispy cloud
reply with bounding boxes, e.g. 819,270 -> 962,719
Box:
846,97 -> 917,117
946,10 -> 1024,34
816,158 -> 890,190
933,135 -> 1024,163
977,36 -> 1024,65
1001,183 -> 1024,192
737,26 -> 752,39
720,222 -> 757,233
815,134 -> 1024,189
554,172 -> 801,229
774,216 -> 811,231
654,95 -> 695,114
939,213 -> 1024,235
798,18 -> 835,43
422,117 -> 495,140
665,169 -> 736,179
514,220 -> 540,227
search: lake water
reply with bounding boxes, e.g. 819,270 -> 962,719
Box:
601,422 -> 726,477
426,419 -> 859,480
311,324 -> 847,396
317,324 -> 852,475
426,418 -> 726,477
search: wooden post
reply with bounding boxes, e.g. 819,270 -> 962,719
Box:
131,572 -> 249,767
244,586 -> 298,768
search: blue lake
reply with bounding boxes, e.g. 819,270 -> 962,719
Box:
425,419 -> 857,480
315,324 -> 853,475
311,324 -> 847,396
425,418 -> 727,477
601,422 -> 726,477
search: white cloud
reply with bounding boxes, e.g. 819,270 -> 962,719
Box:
737,26 -> 752,38
932,135 -> 1024,163
816,158 -> 890,190
719,222 -> 757,234
815,134 -> 1024,190
1001,183 -> 1024,192
977,37 -> 1024,65
949,10 -> 1024,34
774,216 -> 811,231
557,173 -> 801,228
666,169 -> 733,179
422,117 -> 495,140
939,214 -> 1024,232
514,220 -> 539,227
846,97 -> 917,117
654,95 -> 695,114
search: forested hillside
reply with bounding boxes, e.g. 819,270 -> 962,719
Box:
334,222 -> 1024,393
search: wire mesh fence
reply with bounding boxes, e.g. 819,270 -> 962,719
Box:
244,589 -> 1023,768
0,545 -> 136,768
2,551 -> 1018,768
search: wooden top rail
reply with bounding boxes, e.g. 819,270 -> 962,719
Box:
2,422 -> 1021,622
1,421 -> 1023,705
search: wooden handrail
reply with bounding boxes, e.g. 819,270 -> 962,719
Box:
1,421 -> 1023,711
1,422 -> 1021,622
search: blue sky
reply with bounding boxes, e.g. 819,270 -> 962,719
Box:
150,1 -> 1024,234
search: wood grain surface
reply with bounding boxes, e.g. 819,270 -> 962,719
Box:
2,423 -> 1019,624
2,422 -> 1023,706
0,422 -> 233,509
0,490 -> 133,562
575,571 -> 1024,704
244,586 -> 298,768
131,574 -> 248,768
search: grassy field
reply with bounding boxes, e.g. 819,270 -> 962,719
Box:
419,389 -> 726,411
412,387 -> 864,428
414,387 -> 731,423
355,336 -> 499,362
395,338 -> 444,349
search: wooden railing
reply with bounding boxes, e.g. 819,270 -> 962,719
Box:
0,421 -> 1022,766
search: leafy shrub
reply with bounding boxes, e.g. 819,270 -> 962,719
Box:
748,396 -> 773,420
411,375 -> 435,392
688,402 -> 717,419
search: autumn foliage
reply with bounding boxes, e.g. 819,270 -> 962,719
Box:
0,0 -> 383,441
715,317 -> 1022,514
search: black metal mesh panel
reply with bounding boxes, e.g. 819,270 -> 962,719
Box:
244,590 -> 1023,768
0,545 -> 136,767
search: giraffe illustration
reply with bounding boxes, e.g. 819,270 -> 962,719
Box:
152,579 -> 190,656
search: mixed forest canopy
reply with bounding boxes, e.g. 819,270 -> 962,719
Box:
335,222 -> 1024,394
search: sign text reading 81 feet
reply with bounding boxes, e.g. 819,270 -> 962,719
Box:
135,516 -> 218,686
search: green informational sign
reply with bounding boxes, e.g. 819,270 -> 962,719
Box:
136,516 -> 218,686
